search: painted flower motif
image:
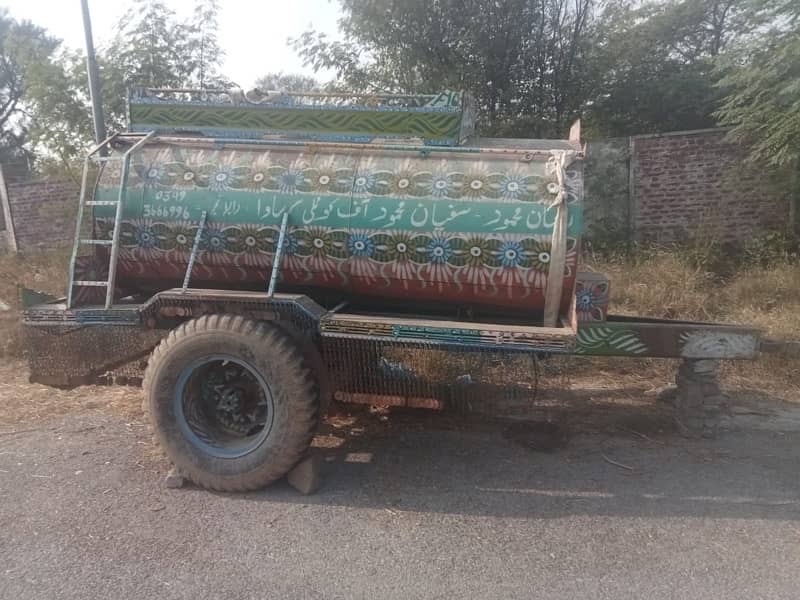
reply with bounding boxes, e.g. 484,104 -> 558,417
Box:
351,172 -> 377,195
140,164 -> 166,186
277,169 -> 305,194
281,232 -> 299,256
576,289 -> 594,311
463,171 -> 490,199
312,170 -> 336,193
499,173 -> 529,201
297,228 -> 335,259
347,232 -> 375,258
226,225 -> 273,255
575,279 -> 609,322
163,222 -> 196,252
524,239 -> 552,272
164,161 -> 198,188
496,240 -> 525,268
426,237 -> 452,264
529,176 -> 560,200
388,170 -> 417,197
209,167 -> 235,192
120,220 -> 169,260
249,171 -> 268,190
203,228 -> 228,253
294,228 -> 347,283
372,232 -> 423,264
429,172 -> 454,198
449,236 -> 501,269
134,224 -> 158,248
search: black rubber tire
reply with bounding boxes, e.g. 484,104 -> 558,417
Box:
143,314 -> 319,491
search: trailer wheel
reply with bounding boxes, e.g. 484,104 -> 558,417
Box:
143,314 -> 318,492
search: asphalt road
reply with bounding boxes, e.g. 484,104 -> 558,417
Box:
1,393 -> 800,600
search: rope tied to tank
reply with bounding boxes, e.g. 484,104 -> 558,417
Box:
543,149 -> 577,328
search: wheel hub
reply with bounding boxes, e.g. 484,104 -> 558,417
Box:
177,356 -> 274,458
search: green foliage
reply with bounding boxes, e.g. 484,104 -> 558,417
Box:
742,232 -> 800,267
586,0 -> 751,137
185,0 -> 227,88
102,0 -> 227,128
293,0 -> 595,137
715,1 -> 800,166
0,9 -> 66,168
0,1 -> 229,173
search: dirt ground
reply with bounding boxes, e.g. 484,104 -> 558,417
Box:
1,358 -> 800,600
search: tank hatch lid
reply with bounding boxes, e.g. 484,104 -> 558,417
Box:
127,88 -> 476,147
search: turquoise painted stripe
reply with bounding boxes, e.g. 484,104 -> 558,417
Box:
95,188 -> 583,236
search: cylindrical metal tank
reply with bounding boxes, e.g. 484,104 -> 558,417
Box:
88,136 -> 583,317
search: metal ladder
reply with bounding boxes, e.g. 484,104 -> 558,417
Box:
66,131 -> 156,309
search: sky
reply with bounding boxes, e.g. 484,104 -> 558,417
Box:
2,0 -> 342,87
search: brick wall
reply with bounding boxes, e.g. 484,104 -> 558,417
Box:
631,129 -> 791,243
2,177 -> 79,253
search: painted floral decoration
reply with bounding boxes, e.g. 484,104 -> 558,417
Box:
575,279 -> 609,322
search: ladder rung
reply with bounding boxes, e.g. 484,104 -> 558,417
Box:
72,280 -> 109,287
86,200 -> 118,206
80,239 -> 113,246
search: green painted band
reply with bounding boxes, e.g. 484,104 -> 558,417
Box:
95,188 -> 583,236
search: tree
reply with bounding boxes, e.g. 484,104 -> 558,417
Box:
715,0 -> 800,167
23,48 -> 94,176
253,72 -> 320,93
1,1 -> 231,174
101,0 -> 229,130
185,0 -> 228,88
102,0 -> 190,129
0,9 -> 68,169
293,0 -> 596,137
585,0 -> 751,137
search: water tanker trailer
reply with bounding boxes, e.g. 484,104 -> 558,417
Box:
21,88 -> 771,492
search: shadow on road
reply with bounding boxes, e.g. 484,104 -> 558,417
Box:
229,386 -> 800,522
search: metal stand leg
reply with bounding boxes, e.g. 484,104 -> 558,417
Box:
673,359 -> 727,439
268,212 -> 289,297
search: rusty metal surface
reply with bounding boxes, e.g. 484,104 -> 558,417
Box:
23,323 -> 165,387
321,337 -> 542,414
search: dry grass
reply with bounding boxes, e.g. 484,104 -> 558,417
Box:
592,252 -> 800,340
586,251 -> 800,399
0,250 -> 70,357
0,359 -> 144,428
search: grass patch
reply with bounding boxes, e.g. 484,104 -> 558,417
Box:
586,248 -> 800,399
0,250 -> 70,357
586,250 -> 800,340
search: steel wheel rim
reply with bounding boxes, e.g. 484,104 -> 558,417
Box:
175,355 -> 275,459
